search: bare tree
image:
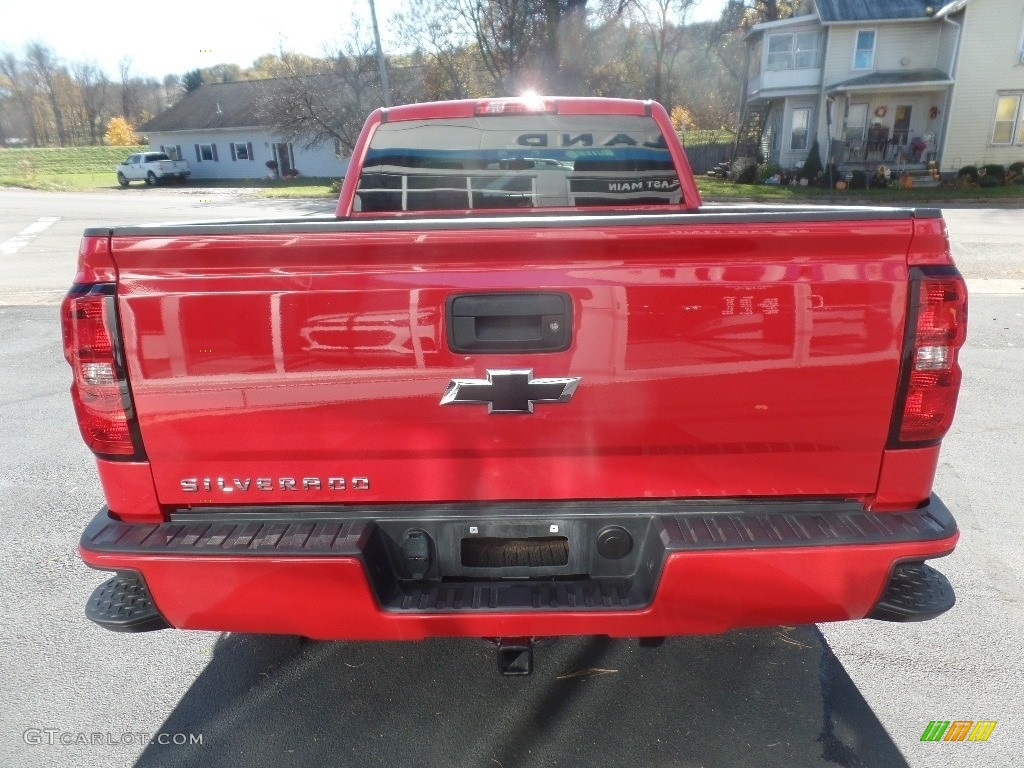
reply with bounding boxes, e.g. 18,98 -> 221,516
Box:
394,0 -> 478,100
253,24 -> 390,154
73,62 -> 109,144
629,0 -> 697,105
119,57 -> 140,123
709,0 -> 803,44
25,42 -> 69,145
454,0 -> 545,93
0,52 -> 43,146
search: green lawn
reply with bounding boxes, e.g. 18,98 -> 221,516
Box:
0,172 -> 121,191
0,146 -> 339,194
696,177 -> 1024,204
680,130 -> 734,147
0,145 -> 136,190
0,146 -> 138,176
260,183 -> 336,198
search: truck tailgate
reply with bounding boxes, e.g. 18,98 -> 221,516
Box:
108,213 -> 911,507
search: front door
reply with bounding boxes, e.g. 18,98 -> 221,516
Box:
893,105 -> 912,145
274,143 -> 294,175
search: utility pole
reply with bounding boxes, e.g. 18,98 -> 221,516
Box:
368,0 -> 392,108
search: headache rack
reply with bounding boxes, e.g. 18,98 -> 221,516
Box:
355,164 -> 683,213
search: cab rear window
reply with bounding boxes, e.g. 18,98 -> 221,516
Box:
355,114 -> 682,214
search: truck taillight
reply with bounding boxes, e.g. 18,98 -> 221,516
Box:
475,96 -> 555,115
61,285 -> 145,459
890,267 -> 968,446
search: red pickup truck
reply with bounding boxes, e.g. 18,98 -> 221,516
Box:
65,97 -> 966,674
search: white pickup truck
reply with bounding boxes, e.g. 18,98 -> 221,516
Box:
116,152 -> 191,187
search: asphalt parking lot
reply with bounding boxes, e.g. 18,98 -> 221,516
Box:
0,188 -> 1021,767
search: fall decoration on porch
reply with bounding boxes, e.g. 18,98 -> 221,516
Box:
901,173 -> 914,190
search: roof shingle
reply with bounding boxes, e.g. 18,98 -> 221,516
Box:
815,0 -> 937,22
827,69 -> 953,91
140,79 -> 285,132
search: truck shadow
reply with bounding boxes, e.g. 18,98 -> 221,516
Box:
135,626 -> 908,768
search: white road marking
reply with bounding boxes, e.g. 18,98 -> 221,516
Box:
0,216 -> 61,256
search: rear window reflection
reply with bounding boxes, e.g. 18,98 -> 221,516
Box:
356,115 -> 682,213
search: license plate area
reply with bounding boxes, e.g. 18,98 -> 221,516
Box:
366,514 -> 661,613
439,520 -> 586,579
461,535 -> 569,569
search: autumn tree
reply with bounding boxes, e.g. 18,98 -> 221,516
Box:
670,105 -> 695,131
105,116 -> 136,146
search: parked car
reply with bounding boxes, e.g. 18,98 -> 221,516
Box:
116,152 -> 190,187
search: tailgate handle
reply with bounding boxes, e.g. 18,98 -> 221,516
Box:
447,293 -> 572,353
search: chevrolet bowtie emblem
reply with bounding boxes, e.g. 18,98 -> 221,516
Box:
440,369 -> 581,414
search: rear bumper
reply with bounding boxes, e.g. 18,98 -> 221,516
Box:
79,496 -> 958,640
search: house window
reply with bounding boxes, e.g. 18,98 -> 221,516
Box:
853,30 -> 876,70
767,35 -> 794,71
843,103 -> 868,141
1018,13 -> 1024,65
992,93 -> 1023,144
233,142 -> 249,160
161,145 -> 180,160
791,107 -> 811,150
794,33 -> 821,69
766,32 -> 821,71
199,144 -> 214,161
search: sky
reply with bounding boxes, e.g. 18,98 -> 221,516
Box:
0,0 -> 729,81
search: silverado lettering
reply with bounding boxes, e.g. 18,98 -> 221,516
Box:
179,477 -> 370,493
65,97 -> 967,676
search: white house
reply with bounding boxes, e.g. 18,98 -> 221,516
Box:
737,0 -> 1024,174
940,0 -> 1024,169
140,79 -> 349,181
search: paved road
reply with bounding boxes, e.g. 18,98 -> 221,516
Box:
0,188 -> 334,305
0,189 -> 1020,767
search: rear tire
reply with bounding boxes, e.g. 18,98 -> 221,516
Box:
146,171 -> 158,186
117,172 -> 128,188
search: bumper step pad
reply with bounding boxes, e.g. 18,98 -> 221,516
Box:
85,572 -> 169,632
868,562 -> 955,622
391,578 -> 636,613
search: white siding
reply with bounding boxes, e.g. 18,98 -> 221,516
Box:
778,97 -> 819,169
823,23 -> 943,87
146,129 -> 348,180
942,0 -> 1024,169
936,15 -> 959,76
755,22 -> 824,93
